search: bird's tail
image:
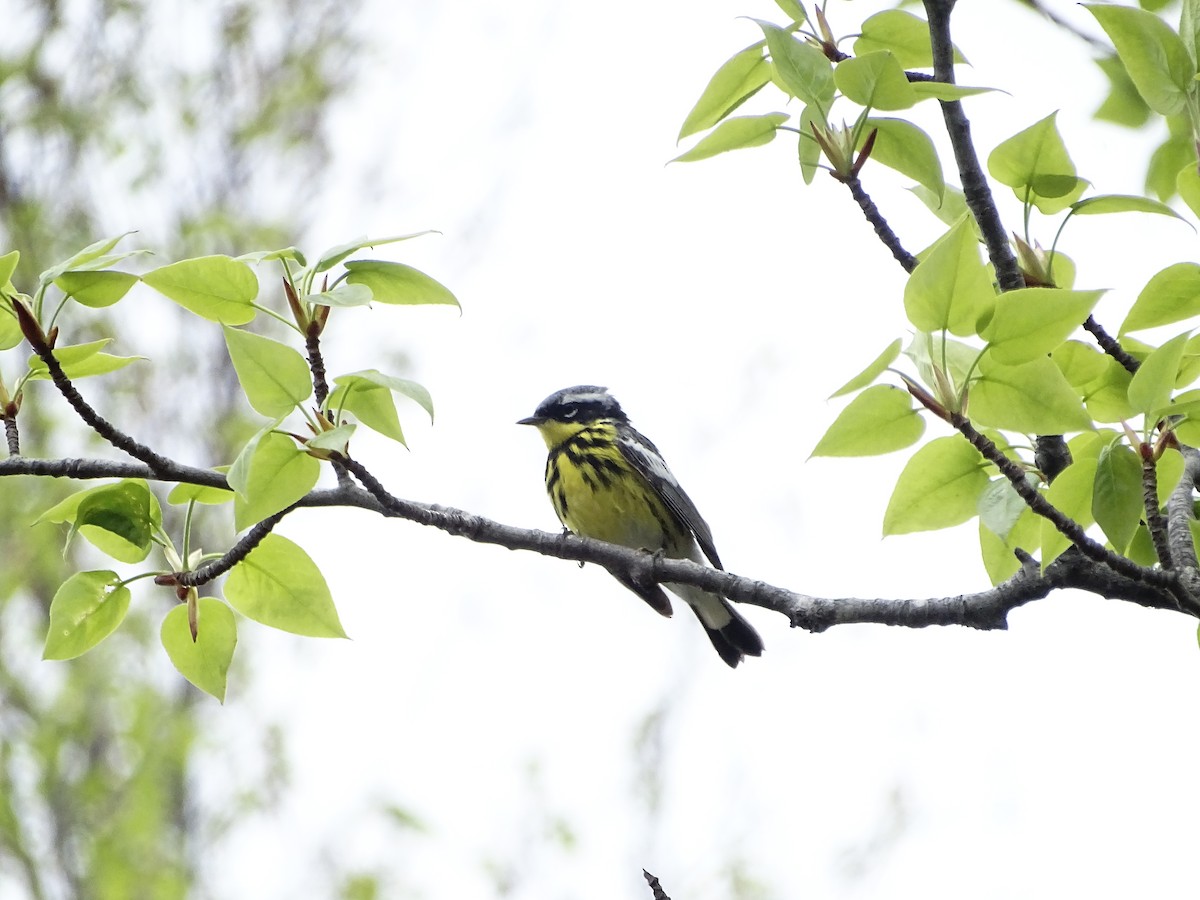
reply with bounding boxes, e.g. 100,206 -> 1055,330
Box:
672,582 -> 764,668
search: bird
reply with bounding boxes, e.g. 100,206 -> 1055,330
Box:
518,385 -> 763,667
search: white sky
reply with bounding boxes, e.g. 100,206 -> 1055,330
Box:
91,1 -> 1200,898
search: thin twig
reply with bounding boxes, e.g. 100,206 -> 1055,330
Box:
923,0 -> 1024,292
1083,315 -> 1139,374
838,173 -> 918,272
3,410 -> 18,456
170,511 -> 288,587
643,870 -> 671,900
305,325 -> 331,408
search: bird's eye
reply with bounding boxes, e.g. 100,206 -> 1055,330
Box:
562,407 -> 578,419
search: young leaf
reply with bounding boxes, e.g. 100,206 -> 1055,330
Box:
909,183 -> 969,226
979,508 -> 1039,585
861,118 -> 945,202
307,283 -> 374,308
1040,457 -> 1099,568
834,51 -> 917,110
1121,263 -> 1200,333
167,481 -> 234,506
72,480 -> 159,564
977,476 -> 1032,542
830,338 -> 903,397
161,598 -> 237,702
341,260 -> 459,308
313,232 -> 437,273
1127,330 -> 1191,414
26,343 -> 143,381
0,250 -> 19,287
224,533 -> 347,638
1094,54 -> 1151,127
230,430 -> 320,532
971,356 -> 1093,434
306,423 -> 356,453
236,246 -> 307,266
981,288 -> 1104,365
1082,357 -> 1136,423
1070,193 -> 1187,222
54,270 -> 140,308
908,82 -> 994,103
39,232 -> 136,284
671,113 -> 790,162
882,435 -> 990,535
1146,133 -> 1194,201
329,369 -> 435,444
1084,4 -> 1195,115
811,384 -> 925,457
142,255 -> 259,325
1177,163 -> 1200,220
854,9 -> 965,68
1092,440 -> 1143,553
903,218 -> 995,336
223,326 -> 312,417
753,21 -> 833,111
678,43 -> 771,141
43,570 -> 131,660
1053,340 -> 1109,388
987,112 -> 1087,214
1156,447 -> 1185,506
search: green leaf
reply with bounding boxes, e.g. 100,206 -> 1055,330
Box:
861,118 -> 945,201
0,301 -> 21,352
797,105 -> 824,184
671,113 -> 790,163
229,430 -> 320,532
307,283 -> 374,308
313,232 -> 437,273
811,385 -> 925,457
54,270 -> 140,308
678,43 -> 771,140
43,570 -> 131,660
978,476 -> 1032,542
1156,447 -> 1186,506
1040,457 -> 1099,568
909,183 -> 969,227
753,21 -> 834,111
1094,53 -> 1152,126
1177,162 -> 1200,219
142,255 -> 259,325
835,51 -> 917,110
39,232 -> 136,284
341,260 -> 459,308
329,369 -> 434,445
167,481 -> 234,506
1083,357 -> 1137,423
223,326 -> 312,417
1146,133 -> 1194,200
979,507 -> 1040,585
1092,440 -> 1143,553
0,250 -> 19,286
903,218 -> 995,336
830,338 -> 903,397
1122,263 -> 1200,333
905,331 -> 980,398
882,435 -> 990,535
306,423 -> 356,453
971,356 -> 1093,434
26,340 -> 143,381
982,288 -> 1104,365
854,9 -> 965,67
36,479 -> 156,527
236,246 -> 307,266
987,112 -> 1087,214
72,480 -> 158,564
773,0 -> 806,22
224,533 -> 346,638
1127,330 -> 1191,414
908,82 -> 995,102
1070,193 -> 1187,222
1053,340 -> 1110,388
161,598 -> 237,702
1084,4 -> 1195,115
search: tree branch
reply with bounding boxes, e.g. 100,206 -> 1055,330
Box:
1083,315 -> 1140,374
1142,448 -> 1172,567
837,173 -> 918,272
1,450 -> 1196,630
1168,447 -> 1200,570
923,0 -> 1024,292
3,406 -> 18,456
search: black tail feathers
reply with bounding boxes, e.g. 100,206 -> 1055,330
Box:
698,601 -> 763,668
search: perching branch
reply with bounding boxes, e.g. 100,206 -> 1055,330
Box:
923,0 -> 1024,292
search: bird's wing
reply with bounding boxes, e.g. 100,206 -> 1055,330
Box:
619,429 -> 723,570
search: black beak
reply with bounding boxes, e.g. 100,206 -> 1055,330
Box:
516,415 -> 544,426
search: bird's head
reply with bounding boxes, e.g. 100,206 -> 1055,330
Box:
518,385 -> 628,447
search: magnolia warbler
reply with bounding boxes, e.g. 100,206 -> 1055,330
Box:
518,385 -> 763,667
